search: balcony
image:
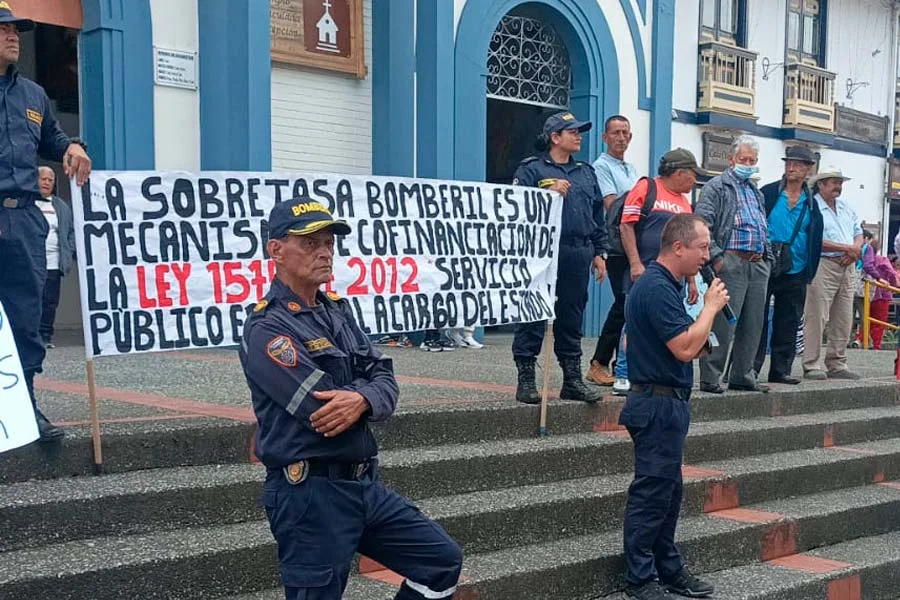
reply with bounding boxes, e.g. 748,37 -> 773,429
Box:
783,62 -> 836,132
697,41 -> 758,119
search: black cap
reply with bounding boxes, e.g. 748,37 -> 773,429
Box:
660,148 -> 701,173
782,146 -> 817,165
267,197 -> 351,240
542,111 -> 592,136
0,2 -> 34,32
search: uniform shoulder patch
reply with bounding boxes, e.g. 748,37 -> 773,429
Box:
325,291 -> 341,302
26,109 -> 42,126
266,335 -> 298,367
538,178 -> 557,189
253,299 -> 269,313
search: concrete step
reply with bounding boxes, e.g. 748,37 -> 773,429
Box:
2,477 -> 899,599
3,380 -> 897,483
421,438 -> 900,554
381,405 -> 900,499
604,530 -> 900,600
3,430 -> 899,554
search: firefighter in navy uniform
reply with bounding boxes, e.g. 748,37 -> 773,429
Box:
511,111 -> 607,405
239,198 -> 462,600
0,3 -> 92,442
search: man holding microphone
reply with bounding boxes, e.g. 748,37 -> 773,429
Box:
619,214 -> 727,599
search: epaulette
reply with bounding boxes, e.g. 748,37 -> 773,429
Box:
252,299 -> 269,313
519,156 -> 539,165
325,291 -> 343,302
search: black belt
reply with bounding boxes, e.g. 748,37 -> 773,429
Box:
631,383 -> 691,401
280,458 -> 374,484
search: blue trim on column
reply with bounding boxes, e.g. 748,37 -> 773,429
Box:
372,0 -> 415,176
198,0 -> 271,170
649,0 -> 676,170
416,0 -> 454,179
618,0 -> 650,110
80,0 -> 155,169
454,0 -> 620,182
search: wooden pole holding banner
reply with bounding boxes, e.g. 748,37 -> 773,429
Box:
85,360 -> 103,474
538,320 -> 554,437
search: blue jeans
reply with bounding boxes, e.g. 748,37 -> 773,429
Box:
615,326 -> 628,379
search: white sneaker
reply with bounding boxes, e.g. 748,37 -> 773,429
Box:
613,378 -> 630,396
446,330 -> 465,346
459,334 -> 484,349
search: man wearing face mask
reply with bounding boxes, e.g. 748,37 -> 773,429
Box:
695,136 -> 771,395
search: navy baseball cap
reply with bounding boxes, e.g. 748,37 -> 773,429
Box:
0,2 -> 34,32
543,111 -> 592,136
268,197 -> 351,240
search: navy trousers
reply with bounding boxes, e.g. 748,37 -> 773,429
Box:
619,389 -> 691,586
0,203 -> 48,406
512,240 -> 593,360
262,463 -> 462,600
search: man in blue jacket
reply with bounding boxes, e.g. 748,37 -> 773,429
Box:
753,146 -> 823,384
239,198 -> 462,600
0,4 -> 92,442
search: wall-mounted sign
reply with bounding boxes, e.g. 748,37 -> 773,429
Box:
271,0 -> 366,78
890,159 -> 900,200
835,105 -> 889,148
701,132 -> 733,174
153,47 -> 197,90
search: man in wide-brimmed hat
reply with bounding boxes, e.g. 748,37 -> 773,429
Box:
754,146 -> 823,385
802,166 -> 862,381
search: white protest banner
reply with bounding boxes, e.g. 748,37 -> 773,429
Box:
73,172 -> 564,357
0,301 -> 40,452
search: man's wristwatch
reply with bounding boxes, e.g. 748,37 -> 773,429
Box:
597,252 -> 608,260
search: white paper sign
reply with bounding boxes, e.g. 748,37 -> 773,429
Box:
0,302 -> 40,452
154,47 -> 197,90
72,172 -> 564,357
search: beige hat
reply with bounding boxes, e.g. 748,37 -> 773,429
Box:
810,166 -> 851,185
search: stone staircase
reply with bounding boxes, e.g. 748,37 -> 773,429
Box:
2,381 -> 900,599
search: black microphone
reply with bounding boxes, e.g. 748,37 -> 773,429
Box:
699,265 -> 737,324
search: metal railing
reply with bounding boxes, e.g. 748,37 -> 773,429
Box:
861,279 -> 900,351
697,41 -> 758,117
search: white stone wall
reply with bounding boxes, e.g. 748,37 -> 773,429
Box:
271,0 -> 373,174
150,0 -> 200,171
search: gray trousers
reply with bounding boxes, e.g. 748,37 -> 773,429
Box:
700,252 -> 770,387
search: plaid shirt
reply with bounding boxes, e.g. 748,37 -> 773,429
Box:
726,174 -> 768,254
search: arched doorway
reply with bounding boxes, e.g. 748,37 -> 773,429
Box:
455,0 -> 621,335
485,11 -> 571,184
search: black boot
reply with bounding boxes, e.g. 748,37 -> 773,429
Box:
514,357 -> 541,405
35,408 -> 64,442
559,357 -> 602,403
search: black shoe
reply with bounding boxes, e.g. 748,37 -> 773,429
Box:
514,357 -> 541,405
661,567 -> 714,598
699,382 -> 725,394
559,357 -> 602,403
35,409 -> 64,442
625,580 -> 669,600
769,375 -> 801,385
728,382 -> 770,393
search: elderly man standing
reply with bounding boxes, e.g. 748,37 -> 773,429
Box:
696,136 -> 770,394
753,147 -> 823,384
803,167 -> 862,380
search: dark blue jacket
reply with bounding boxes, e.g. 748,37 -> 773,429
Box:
513,153 -> 607,256
0,65 -> 70,195
239,279 -> 399,468
759,178 -> 823,283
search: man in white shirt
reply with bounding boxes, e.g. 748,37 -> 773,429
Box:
36,166 -> 76,349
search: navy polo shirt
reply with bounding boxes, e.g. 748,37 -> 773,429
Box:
625,261 -> 694,388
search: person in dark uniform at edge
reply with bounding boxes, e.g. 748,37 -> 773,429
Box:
511,111 -> 608,405
0,4 -> 91,442
620,214 -> 727,600
239,199 -> 462,600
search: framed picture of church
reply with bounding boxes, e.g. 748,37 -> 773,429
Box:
271,0 -> 366,78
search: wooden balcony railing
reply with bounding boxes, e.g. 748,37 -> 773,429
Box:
697,41 -> 758,119
783,62 -> 836,132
